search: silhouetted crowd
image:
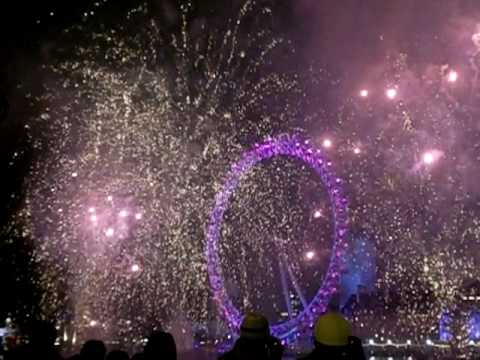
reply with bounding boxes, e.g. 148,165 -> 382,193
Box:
3,310 -> 365,359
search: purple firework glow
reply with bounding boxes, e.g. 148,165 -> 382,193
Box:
206,135 -> 348,340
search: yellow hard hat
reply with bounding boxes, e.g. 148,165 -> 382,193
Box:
240,312 -> 270,340
314,312 -> 352,346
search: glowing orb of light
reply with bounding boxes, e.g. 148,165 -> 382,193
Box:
135,213 -> 143,220
131,264 -> 140,272
447,70 -> 458,83
88,207 -> 96,213
105,228 -> 115,237
206,135 -> 348,341
422,152 -> 435,165
90,215 -> 98,223
322,138 -> 332,148
473,32 -> 480,47
313,210 -> 323,218
353,147 -> 361,155
107,195 -> 113,201
360,89 -> 369,98
89,320 -> 98,327
359,89 -> 369,98
119,209 -> 128,218
71,172 -> 78,178
305,251 -> 315,260
386,88 -> 397,100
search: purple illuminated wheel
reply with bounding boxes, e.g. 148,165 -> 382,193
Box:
206,135 -> 348,341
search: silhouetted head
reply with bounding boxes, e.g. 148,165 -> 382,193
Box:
29,320 -> 58,348
80,339 -> 107,360
106,350 -> 129,360
144,331 -> 176,360
231,313 -> 284,360
239,313 -> 270,340
314,312 -> 352,347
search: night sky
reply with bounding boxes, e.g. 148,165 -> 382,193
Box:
2,0 -> 480,347
0,0 -> 102,324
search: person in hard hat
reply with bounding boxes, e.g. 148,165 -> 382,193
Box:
219,312 -> 284,360
300,311 -> 365,359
